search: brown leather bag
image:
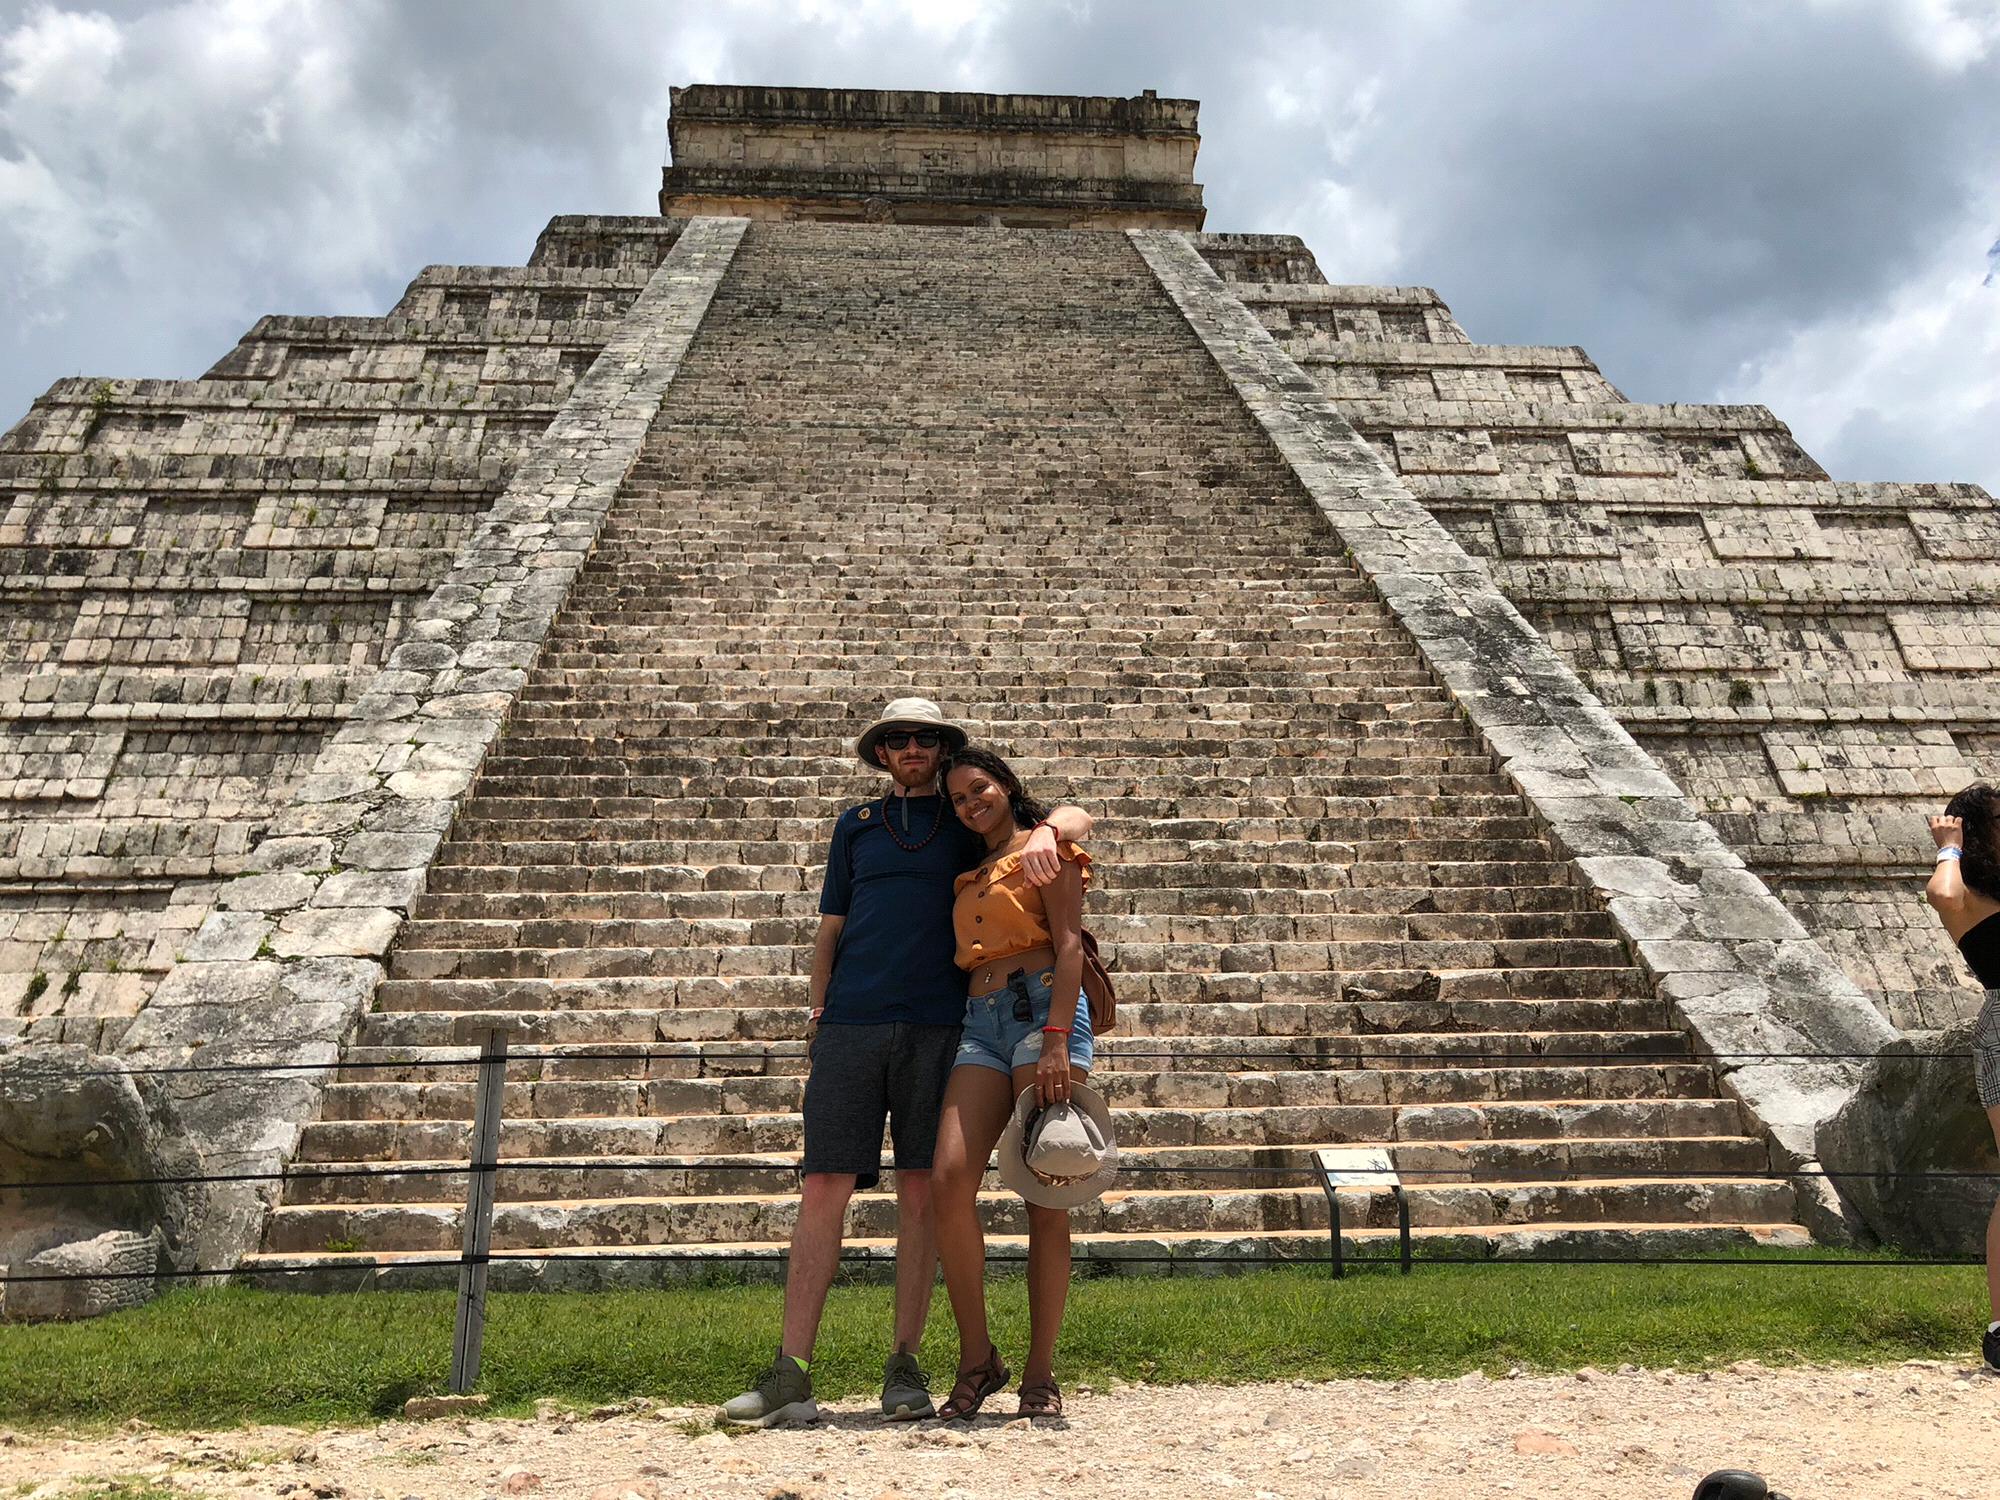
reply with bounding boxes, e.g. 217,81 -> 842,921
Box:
1080,927 -> 1116,1033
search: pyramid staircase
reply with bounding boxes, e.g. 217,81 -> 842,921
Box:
245,222 -> 1808,1286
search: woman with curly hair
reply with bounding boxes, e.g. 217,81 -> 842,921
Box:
928,745 -> 1095,1420
1926,780 -> 2000,1372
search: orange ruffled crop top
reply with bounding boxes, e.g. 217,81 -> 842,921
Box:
952,840 -> 1092,972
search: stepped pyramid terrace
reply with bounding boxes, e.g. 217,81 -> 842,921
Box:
0,84 -> 1989,1300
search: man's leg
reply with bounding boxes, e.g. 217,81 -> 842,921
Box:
722,1023 -> 888,1424
884,1022 -> 967,1355
892,1168 -> 935,1351
782,1172 -> 857,1362
779,1021 -> 887,1362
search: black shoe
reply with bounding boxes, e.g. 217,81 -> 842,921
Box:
1984,1323 -> 2000,1374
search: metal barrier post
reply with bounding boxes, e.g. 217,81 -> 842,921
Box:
450,1028 -> 508,1394
1315,1147 -> 1396,1280
1396,1185 -> 1412,1274
1322,1174 -> 1345,1279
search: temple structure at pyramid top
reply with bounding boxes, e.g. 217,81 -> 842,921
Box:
660,84 -> 1206,228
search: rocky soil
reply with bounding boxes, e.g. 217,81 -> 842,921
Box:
0,1361 -> 1993,1500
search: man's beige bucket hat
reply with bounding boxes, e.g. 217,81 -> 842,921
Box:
854,696 -> 969,770
997,1080 -> 1120,1210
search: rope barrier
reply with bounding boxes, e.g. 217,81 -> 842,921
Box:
8,1158 -> 2000,1195
4,1018 -> 1989,1391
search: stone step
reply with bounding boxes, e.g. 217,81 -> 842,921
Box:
501,703 -> 1459,727
258,1175 -> 1801,1255
437,813 -> 1550,846
523,671 -> 1438,692
235,1220 -> 1816,1292
324,1047 -> 1719,1105
476,726 -> 1479,760
427,840 -> 1564,874
370,966 -> 1654,1011
311,1065 -> 1736,1126
461,757 -> 1507,787
518,634 -> 1433,655
513,663 -> 1445,688
541,598 -> 1401,622
458,773 -> 1527,800
418,857 -> 1584,896
576,528 -> 1270,553
391,909 -> 1620,950
384,937 -> 1634,983
279,1133 -> 1769,1205
356,991 -> 1691,1048
435,793 -> 1541,825
290,1096 -> 1744,1168
527,627 -> 1424,653
407,883 -> 1600,922
454,812 -> 1531,845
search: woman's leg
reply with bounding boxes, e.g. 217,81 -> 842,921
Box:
1013,1062 -> 1086,1389
930,1064 -> 1016,1372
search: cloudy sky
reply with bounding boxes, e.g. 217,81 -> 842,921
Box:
2,0 -> 1996,490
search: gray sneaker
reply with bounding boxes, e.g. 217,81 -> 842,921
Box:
720,1352 -> 819,1427
880,1350 -> 935,1419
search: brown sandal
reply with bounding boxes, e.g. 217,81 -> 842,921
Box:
1017,1378 -> 1063,1418
937,1344 -> 1010,1421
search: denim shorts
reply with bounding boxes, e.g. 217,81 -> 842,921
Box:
955,966 -> 1095,1077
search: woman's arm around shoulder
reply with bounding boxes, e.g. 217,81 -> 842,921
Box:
1021,803 -> 1094,887
1037,858 -> 1088,1102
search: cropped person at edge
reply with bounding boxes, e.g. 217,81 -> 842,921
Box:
1924,783 -> 2000,1374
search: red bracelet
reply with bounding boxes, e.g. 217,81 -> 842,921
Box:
1041,1025 -> 1071,1035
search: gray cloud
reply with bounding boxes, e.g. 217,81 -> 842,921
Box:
1,0 -> 1995,488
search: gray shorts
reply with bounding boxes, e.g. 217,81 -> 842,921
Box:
800,1021 -> 961,1190
1976,991 -> 2000,1110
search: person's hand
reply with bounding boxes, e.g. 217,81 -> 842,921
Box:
1021,822 -> 1061,886
806,1007 -> 824,1059
1930,814 -> 1965,851
1036,1031 -> 1072,1106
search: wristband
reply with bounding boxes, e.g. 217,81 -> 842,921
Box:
1041,1025 -> 1071,1035
1937,847 -> 1963,861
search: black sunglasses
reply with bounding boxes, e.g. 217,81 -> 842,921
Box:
1009,970 -> 1033,1022
880,729 -> 943,750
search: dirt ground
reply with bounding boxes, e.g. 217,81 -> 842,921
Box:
0,1359 -> 1992,1500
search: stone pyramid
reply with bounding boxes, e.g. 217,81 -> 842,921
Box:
2,85 -> 1967,1288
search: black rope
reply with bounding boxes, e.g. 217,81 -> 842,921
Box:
0,1162 -> 480,1194
9,1158 -> 1997,1194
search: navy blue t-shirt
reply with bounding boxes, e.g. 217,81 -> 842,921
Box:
819,794 -> 985,1027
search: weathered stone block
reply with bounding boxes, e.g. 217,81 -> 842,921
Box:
270,907 -> 400,959
1818,1025 -> 1998,1255
3,1228 -> 162,1322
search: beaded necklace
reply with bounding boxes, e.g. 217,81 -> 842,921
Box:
879,788 -> 945,852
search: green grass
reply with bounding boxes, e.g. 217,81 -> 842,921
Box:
0,1259 -> 1982,1431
